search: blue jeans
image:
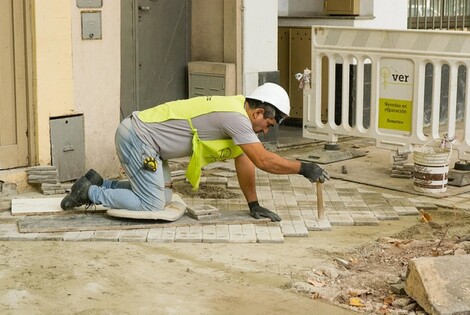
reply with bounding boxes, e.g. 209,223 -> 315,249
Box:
88,117 -> 172,211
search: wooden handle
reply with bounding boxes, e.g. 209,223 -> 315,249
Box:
316,181 -> 324,219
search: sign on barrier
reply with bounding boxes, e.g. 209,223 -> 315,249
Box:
378,59 -> 413,133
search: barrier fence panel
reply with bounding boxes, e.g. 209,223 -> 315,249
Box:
302,26 -> 470,161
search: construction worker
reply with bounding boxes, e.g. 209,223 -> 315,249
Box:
61,83 -> 329,221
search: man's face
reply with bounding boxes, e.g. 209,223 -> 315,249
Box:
250,108 -> 277,135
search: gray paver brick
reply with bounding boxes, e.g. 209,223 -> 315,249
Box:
8,232 -> 39,241
215,224 -> 230,243
35,232 -> 65,241
393,206 -> 420,216
371,210 -> 400,220
0,231 -> 11,241
147,227 -> 164,243
280,220 -> 308,237
241,224 -> 257,243
350,212 -> 380,226
162,227 -> 176,243
0,223 -> 17,232
202,225 -> 217,243
188,225 -> 203,242
63,231 -> 94,241
175,226 -> 191,242
119,229 -> 149,242
327,212 -> 354,226
92,230 -> 121,242
305,218 -> 332,231
228,224 -> 245,243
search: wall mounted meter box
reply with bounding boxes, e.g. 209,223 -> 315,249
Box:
77,0 -> 102,8
81,11 -> 102,39
188,62 -> 236,98
324,0 -> 360,16
50,115 -> 85,182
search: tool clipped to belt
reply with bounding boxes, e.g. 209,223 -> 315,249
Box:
143,156 -> 158,172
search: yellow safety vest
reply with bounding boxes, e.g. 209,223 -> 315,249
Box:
138,95 -> 247,190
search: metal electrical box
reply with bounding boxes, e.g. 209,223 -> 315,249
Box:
50,115 -> 86,182
188,62 -> 236,97
81,11 -> 102,39
77,0 -> 102,8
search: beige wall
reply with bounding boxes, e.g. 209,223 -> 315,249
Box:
191,0 -> 242,93
191,0 -> 224,62
34,0 -> 75,165
32,0 -> 121,178
71,1 -> 121,178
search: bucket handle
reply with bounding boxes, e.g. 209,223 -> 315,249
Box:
419,135 -> 453,161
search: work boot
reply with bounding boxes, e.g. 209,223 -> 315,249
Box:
68,168 -> 103,193
84,168 -> 104,186
60,176 -> 92,210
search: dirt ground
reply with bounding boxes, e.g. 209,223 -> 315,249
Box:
1,208 -> 468,314
1,154 -> 470,314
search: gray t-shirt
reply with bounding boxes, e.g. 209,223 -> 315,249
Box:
131,111 -> 259,160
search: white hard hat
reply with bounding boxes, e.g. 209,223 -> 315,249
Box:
247,83 -> 290,116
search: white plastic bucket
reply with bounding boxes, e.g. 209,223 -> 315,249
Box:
413,143 -> 451,193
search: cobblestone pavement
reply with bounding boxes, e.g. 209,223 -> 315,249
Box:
2,127 -> 470,243
3,163 -> 466,244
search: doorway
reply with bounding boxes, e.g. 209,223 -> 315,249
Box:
120,0 -> 190,119
0,0 -> 31,170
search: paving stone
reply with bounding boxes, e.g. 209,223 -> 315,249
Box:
212,171 -> 236,178
174,226 -> 191,242
411,201 -> 438,211
279,221 -> 295,236
187,212 -> 221,221
202,162 -> 235,171
188,225 -> 203,242
35,232 -> 64,241
119,229 -> 149,242
228,224 -> 245,243
280,220 -> 308,237
202,225 -> 217,243
63,231 -> 94,241
92,230 -> 121,242
267,226 -> 284,243
215,225 -> 230,243
0,223 -> 17,232
305,218 -> 332,231
350,212 -> 380,226
393,206 -> 420,216
0,231 -> 10,241
241,224 -> 257,243
161,227 -> 176,242
186,204 -> 219,216
327,212 -> 354,226
206,176 -> 228,185
147,227 -> 164,243
227,180 -> 240,189
371,210 -> 400,220
8,232 -> 39,241
0,200 -> 11,211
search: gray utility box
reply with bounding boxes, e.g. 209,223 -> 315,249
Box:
50,115 -> 85,182
188,62 -> 236,97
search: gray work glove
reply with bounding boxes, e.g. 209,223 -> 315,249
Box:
248,201 -> 281,222
299,162 -> 330,183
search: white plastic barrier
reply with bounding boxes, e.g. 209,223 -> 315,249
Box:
303,26 -> 470,161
